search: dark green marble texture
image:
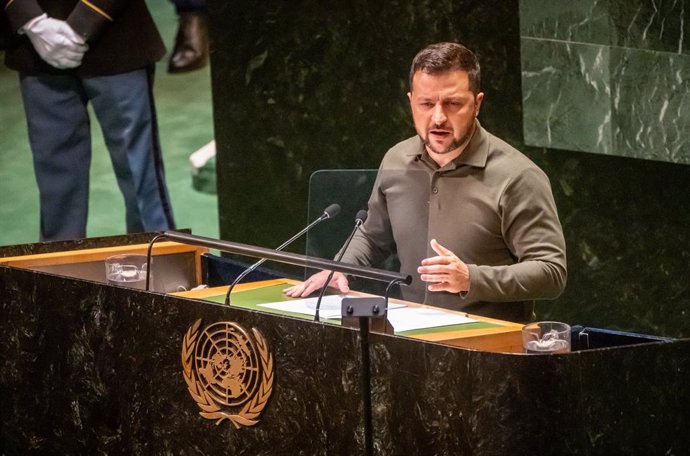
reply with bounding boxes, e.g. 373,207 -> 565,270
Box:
521,38 -> 612,154
521,38 -> 690,162
520,0 -> 690,164
209,0 -> 690,341
520,0 -> 611,45
2,249 -> 690,454
610,47 -> 690,162
210,0 -> 522,250
520,0 -> 690,55
610,1 -> 689,54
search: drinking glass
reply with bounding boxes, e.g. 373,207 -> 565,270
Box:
522,321 -> 571,354
105,254 -> 150,290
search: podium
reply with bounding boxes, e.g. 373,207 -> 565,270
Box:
1,233 -> 689,455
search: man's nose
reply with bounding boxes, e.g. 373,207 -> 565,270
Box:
432,103 -> 447,125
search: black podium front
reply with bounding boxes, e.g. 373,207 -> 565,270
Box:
1,234 -> 689,455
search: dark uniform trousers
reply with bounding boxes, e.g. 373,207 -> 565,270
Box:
3,0 -> 175,240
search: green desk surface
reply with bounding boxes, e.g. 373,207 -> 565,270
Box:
203,284 -> 500,336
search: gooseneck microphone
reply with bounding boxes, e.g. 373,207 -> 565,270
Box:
314,209 -> 368,322
224,203 -> 341,306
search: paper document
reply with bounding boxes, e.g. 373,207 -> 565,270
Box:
258,295 -> 404,320
385,307 -> 477,332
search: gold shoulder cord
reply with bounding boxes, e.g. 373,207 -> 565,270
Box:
80,0 -> 113,21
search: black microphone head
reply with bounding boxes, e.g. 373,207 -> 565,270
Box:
323,203 -> 341,219
355,209 -> 368,224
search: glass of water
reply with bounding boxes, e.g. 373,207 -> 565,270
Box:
105,254 -> 151,290
522,321 -> 571,354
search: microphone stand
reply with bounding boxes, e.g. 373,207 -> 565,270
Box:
224,205 -> 339,306
145,233 -> 167,291
314,210 -> 367,322
341,277 -> 406,456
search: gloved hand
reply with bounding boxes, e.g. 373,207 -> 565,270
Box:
21,13 -> 88,69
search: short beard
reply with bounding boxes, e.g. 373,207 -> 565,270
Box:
422,123 -> 475,155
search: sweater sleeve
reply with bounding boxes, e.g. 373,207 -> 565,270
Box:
464,167 -> 568,302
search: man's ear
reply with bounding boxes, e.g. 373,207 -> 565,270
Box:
474,92 -> 485,117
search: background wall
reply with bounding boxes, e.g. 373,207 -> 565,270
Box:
520,0 -> 690,163
209,0 -> 690,338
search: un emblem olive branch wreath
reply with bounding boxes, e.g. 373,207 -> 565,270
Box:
182,319 -> 274,428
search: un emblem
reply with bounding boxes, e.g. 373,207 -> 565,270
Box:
182,319 -> 274,427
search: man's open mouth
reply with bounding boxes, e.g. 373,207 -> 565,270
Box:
430,130 -> 451,137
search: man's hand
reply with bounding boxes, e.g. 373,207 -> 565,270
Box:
283,270 -> 350,298
22,14 -> 88,69
418,239 -> 470,293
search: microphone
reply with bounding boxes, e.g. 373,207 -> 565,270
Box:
224,203 -> 341,306
314,209 -> 368,322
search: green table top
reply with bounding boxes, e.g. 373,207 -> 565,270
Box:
204,283 -> 500,336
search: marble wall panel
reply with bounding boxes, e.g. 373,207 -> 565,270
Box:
520,0 -> 689,54
611,47 -> 690,162
519,0 -> 611,44
609,0 -> 689,54
520,0 -> 690,164
521,38 -> 612,153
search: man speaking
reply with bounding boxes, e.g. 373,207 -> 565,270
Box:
286,42 -> 567,323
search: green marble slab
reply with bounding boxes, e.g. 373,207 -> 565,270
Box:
610,48 -> 690,162
521,38 -> 612,154
520,0 -> 689,55
520,0 -> 690,164
519,0 -> 610,44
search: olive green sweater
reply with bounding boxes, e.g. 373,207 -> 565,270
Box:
341,122 -> 567,322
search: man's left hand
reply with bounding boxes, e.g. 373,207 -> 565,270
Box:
418,239 -> 470,293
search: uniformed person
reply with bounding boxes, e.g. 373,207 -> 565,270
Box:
1,0 -> 175,241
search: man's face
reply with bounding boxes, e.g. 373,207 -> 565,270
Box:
408,70 -> 484,163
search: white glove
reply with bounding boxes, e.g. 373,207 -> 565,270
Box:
21,13 -> 88,69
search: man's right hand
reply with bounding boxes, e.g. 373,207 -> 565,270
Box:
283,270 -> 350,298
21,14 -> 88,69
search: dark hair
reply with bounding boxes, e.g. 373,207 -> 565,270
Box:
409,42 -> 481,94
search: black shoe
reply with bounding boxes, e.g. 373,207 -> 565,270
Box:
168,12 -> 209,74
